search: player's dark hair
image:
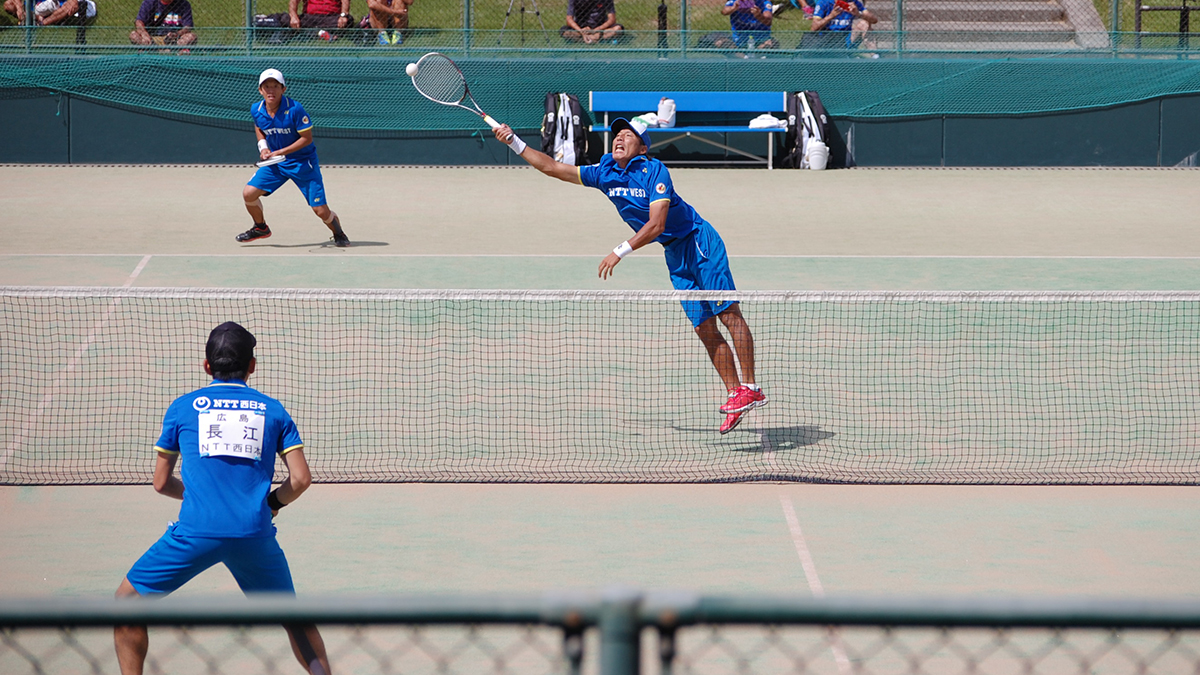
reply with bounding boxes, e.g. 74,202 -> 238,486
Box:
210,365 -> 250,381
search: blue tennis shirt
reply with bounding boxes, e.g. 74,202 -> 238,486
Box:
813,0 -> 864,45
579,154 -> 704,245
155,380 -> 303,538
251,97 -> 317,162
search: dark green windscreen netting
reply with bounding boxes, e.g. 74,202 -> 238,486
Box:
5,55 -> 1200,130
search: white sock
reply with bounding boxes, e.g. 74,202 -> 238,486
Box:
746,384 -> 760,392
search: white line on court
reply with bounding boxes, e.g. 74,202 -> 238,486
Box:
7,254 -> 1200,259
0,256 -> 152,471
780,495 -> 852,674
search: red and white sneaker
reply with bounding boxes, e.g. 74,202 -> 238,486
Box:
720,385 -> 767,414
719,411 -> 745,435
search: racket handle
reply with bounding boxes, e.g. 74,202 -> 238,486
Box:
482,115 -> 513,142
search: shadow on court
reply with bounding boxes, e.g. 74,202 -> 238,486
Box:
241,240 -> 391,249
672,424 -> 835,452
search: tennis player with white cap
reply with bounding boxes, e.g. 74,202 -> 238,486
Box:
113,322 -> 332,675
239,68 -> 349,248
492,117 -> 767,434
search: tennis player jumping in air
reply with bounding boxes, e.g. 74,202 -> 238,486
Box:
113,322 -> 332,675
238,68 -> 349,248
492,118 -> 767,434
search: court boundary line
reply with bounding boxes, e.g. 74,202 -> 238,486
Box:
0,256 -> 151,471
780,495 -> 851,673
7,254 -> 1200,260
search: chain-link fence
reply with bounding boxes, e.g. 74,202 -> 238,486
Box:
5,594 -> 1200,675
4,0 -> 1200,54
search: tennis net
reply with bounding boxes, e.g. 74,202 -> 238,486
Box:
3,287 -> 1200,485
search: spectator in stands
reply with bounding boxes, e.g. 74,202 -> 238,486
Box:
1,0 -> 24,25
129,0 -> 196,47
810,0 -> 877,48
561,0 -> 622,44
287,0 -> 352,34
359,0 -> 411,45
27,0 -> 96,27
720,0 -> 777,52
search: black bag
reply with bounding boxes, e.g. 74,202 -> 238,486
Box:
782,91 -> 833,169
541,92 -> 587,166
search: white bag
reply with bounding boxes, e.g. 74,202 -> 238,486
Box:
805,140 -> 829,171
656,97 -> 676,128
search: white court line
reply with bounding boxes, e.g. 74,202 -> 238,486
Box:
1,255 -> 152,472
780,495 -> 852,674
6,253 -> 1200,260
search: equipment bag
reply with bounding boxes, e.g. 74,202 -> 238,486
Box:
541,92 -> 587,166
782,91 -> 833,169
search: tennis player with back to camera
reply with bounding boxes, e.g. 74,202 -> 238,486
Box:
238,68 -> 350,248
492,118 -> 767,434
113,322 -> 332,675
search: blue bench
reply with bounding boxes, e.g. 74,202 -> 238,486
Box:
589,91 -> 788,170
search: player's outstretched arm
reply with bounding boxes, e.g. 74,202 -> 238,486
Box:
492,124 -> 580,184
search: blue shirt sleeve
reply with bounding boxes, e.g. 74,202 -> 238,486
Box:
813,0 -> 830,18
155,400 -> 181,454
278,406 -> 304,454
645,161 -> 675,205
179,1 -> 193,26
292,102 -> 314,132
579,163 -> 602,189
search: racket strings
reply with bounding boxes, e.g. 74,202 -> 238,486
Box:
413,56 -> 467,105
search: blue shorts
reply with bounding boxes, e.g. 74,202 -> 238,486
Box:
731,29 -> 772,49
126,523 -> 295,596
664,221 -> 738,327
248,156 -> 327,208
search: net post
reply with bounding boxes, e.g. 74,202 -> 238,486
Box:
563,623 -> 585,675
599,589 -> 641,675
895,0 -> 904,54
657,625 -> 677,675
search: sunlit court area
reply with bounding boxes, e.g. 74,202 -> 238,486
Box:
6,0 -> 1200,672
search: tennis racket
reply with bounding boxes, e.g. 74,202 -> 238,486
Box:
409,52 -> 511,141
256,155 -> 285,168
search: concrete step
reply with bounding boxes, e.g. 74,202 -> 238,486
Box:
872,20 -> 1077,38
865,2 -> 1066,23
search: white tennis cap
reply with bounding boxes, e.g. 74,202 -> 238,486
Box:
258,68 -> 285,87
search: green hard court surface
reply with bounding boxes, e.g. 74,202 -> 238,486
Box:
3,165 -> 1200,600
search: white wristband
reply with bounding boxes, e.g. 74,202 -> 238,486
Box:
257,139 -> 269,152
613,241 -> 633,259
507,134 -> 527,155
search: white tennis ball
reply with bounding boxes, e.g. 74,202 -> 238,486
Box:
405,63 -> 418,77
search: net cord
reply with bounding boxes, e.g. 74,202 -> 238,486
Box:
4,287 -> 1200,303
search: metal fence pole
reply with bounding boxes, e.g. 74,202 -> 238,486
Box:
895,0 -> 904,55
680,0 -> 688,56
599,590 -> 641,675
1110,0 -> 1120,49
464,0 -> 472,56
23,0 -> 32,52
246,0 -> 254,55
